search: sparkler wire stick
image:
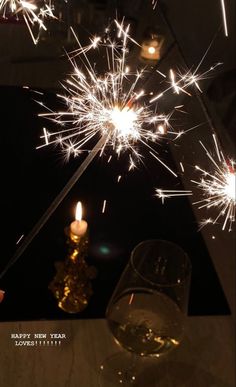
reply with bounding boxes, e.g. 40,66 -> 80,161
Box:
0,135 -> 107,280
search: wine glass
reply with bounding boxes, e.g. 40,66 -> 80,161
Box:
101,239 -> 191,385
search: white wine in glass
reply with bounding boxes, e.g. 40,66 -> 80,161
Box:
108,287 -> 184,357
103,239 -> 191,384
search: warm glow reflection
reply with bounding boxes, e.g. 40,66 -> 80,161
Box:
75,201 -> 82,221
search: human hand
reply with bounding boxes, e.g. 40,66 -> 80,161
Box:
0,290 -> 5,303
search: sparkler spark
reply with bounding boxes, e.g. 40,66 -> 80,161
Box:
102,199 -> 107,214
155,189 -> 192,204
220,0 -> 228,37
16,234 -> 24,245
38,20 -> 213,177
151,0 -> 158,10
192,134 -> 236,231
149,62 -> 221,104
0,0 -> 56,44
180,162 -> 185,172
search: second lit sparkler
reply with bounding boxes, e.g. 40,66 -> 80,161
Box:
192,134 -> 235,231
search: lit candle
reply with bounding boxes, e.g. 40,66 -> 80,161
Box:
70,201 -> 88,238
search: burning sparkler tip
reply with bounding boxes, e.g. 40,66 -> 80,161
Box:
193,135 -> 235,231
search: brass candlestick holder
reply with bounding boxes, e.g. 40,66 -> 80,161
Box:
49,227 -> 96,313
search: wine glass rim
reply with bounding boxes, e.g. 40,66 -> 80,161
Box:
130,239 -> 191,287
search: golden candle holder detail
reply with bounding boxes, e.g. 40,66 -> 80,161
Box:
49,227 -> 97,314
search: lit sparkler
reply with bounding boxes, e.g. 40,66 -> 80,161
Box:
0,0 -> 56,44
38,20 -> 176,174
38,20 -> 213,176
192,134 -> 236,231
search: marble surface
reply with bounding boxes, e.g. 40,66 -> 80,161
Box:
0,316 -> 234,387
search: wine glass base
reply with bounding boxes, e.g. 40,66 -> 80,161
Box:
99,351 -> 141,386
98,350 -> 181,386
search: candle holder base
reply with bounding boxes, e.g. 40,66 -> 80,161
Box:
49,228 -> 97,314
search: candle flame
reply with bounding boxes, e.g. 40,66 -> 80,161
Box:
75,201 -> 82,221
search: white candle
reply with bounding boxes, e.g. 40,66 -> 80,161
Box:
70,201 -> 88,237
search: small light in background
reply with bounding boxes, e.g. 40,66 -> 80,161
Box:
148,46 -> 156,55
90,242 -> 123,261
140,27 -> 164,61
